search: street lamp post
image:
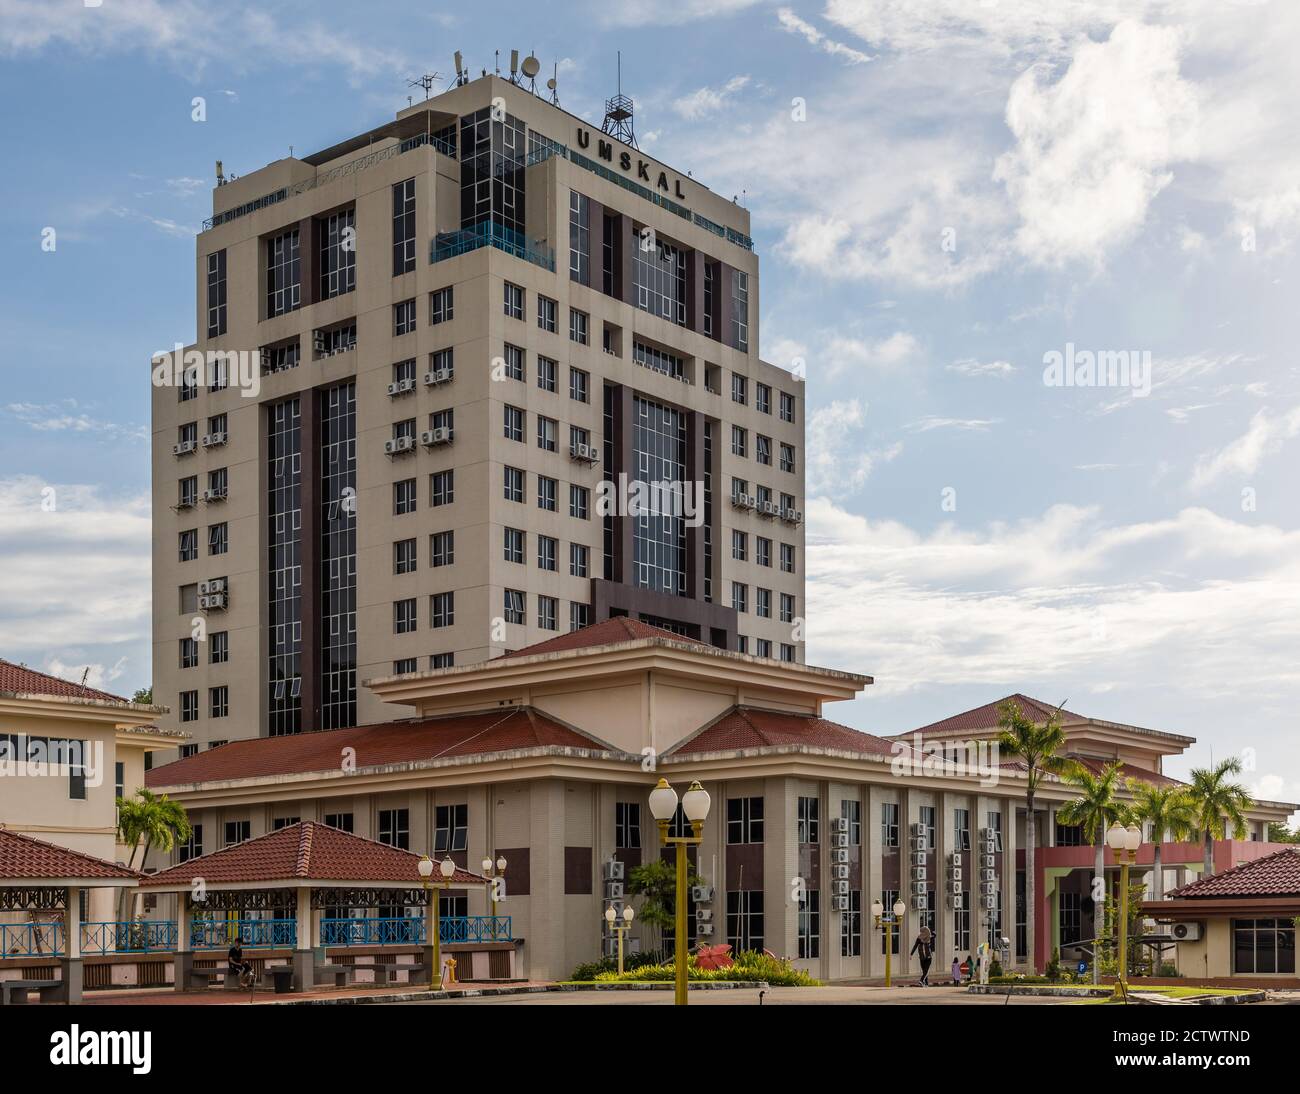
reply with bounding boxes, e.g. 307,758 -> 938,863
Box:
481,854 -> 507,940
604,904 -> 635,975
417,854 -> 457,990
870,898 -> 907,987
648,777 -> 711,1007
1106,821 -> 1142,1001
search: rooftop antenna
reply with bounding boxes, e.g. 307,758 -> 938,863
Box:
601,50 -> 637,148
494,49 -> 500,75
547,62 -> 560,106
509,49 -> 520,85
453,51 -> 467,87
520,52 -> 541,94
407,73 -> 441,101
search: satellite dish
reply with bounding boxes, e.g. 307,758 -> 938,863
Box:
546,78 -> 556,90
521,54 -> 541,79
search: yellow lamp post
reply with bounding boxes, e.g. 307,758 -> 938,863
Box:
648,777 -> 711,1006
604,903 -> 635,975
870,898 -> 907,987
1106,821 -> 1142,1001
417,853 -> 457,990
481,854 -> 507,939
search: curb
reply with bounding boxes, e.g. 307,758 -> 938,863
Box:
968,984 -> 1267,1004
271,980 -> 769,1005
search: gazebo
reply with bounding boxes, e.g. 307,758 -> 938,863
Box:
0,827 -> 142,1003
140,821 -> 500,992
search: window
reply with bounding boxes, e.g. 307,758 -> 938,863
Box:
570,542 -> 589,578
756,435 -> 771,466
207,467 -> 227,500
780,492 -> 797,516
731,425 -> 747,458
318,208 -> 356,299
987,810 -> 1003,851
179,367 -> 198,403
261,341 -> 300,375
780,543 -> 796,574
210,631 -> 229,664
569,308 -> 588,344
615,802 -> 641,849
570,601 -> 590,631
731,582 -> 747,613
756,588 -> 771,619
179,637 -> 198,669
755,638 -> 772,659
179,529 -> 198,563
429,531 -> 454,567
178,422 -> 198,449
537,416 -> 558,452
756,382 -> 771,415
842,800 -> 862,845
429,407 -> 453,436
224,820 -> 250,847
780,391 -> 796,423
569,367 -> 589,403
180,690 -> 198,723
570,425 -> 590,452
569,190 -> 590,284
632,228 -> 687,325
841,890 -> 863,957
780,443 -> 796,474
727,890 -> 764,954
781,643 -> 795,662
209,686 -> 228,718
537,476 -> 557,512
504,404 -> 524,442
956,891 -> 972,951
179,825 -> 203,863
780,592 -> 795,624
378,809 -> 409,850
429,286 -> 453,324
393,298 -> 416,336
753,538 -> 771,569
392,178 -> 416,275
266,228 -> 301,317
920,805 -> 937,851
731,269 -> 749,351
394,657 -> 417,675
537,535 -> 557,571
538,295 -> 557,333
882,802 -> 900,848
179,744 -> 198,759
323,812 -> 354,832
394,478 -> 417,515
798,891 -> 820,959
430,592 -> 454,628
569,483 -> 589,520
631,339 -> 684,379
798,796 -> 820,844
207,522 -> 228,556
504,281 -> 524,320
537,356 -> 557,392
538,595 -> 558,630
179,477 -> 198,508
504,589 -> 525,625
727,797 -> 764,844
394,538 -> 417,575
880,889 -> 901,954
502,343 -> 524,382
504,527 -> 525,564
394,598 -> 417,634
430,653 -> 454,669
732,530 -> 747,562
703,262 -> 715,337
731,373 -> 747,405
430,470 -> 454,507
504,466 -> 524,503
434,804 -> 468,853
206,250 -> 227,338
955,808 -> 971,852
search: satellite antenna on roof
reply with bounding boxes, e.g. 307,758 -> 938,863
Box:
601,51 -> 637,149
407,73 -> 442,101
520,52 -> 541,94
547,62 -> 560,107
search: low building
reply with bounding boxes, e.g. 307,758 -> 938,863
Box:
1142,847 -> 1299,983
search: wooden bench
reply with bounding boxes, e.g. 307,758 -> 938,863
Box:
314,963 -> 351,988
1,979 -> 64,1005
187,968 -> 230,991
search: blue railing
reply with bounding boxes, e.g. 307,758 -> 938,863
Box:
431,221 -> 555,271
189,918 -> 297,950
319,916 -> 512,946
82,921 -> 177,955
0,922 -> 63,958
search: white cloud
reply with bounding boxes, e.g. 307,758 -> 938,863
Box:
908,416 -> 998,433
776,8 -> 872,64
593,0 -> 761,27
1191,405 -> 1300,487
673,76 -> 752,120
993,20 -> 1200,268
806,400 -> 900,497
4,402 -> 147,442
947,358 -> 1015,378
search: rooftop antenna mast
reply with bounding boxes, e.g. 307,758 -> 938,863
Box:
407,72 -> 442,101
547,62 -> 560,107
601,50 -> 637,149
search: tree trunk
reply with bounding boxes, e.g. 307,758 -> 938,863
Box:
1152,842 -> 1163,902
1203,830 -> 1214,876
1025,793 -> 1036,973
1092,838 -> 1104,985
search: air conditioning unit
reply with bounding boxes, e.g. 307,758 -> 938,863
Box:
312,330 -> 328,354
198,592 -> 228,611
423,367 -> 452,386
981,880 -> 997,896
570,442 -> 600,463
831,848 -> 849,865
981,868 -> 995,883
834,832 -> 849,848
833,879 -> 849,896
832,864 -> 849,881
911,880 -> 927,896
172,440 -> 196,456
697,923 -> 713,937
602,860 -> 625,881
198,578 -> 227,596
387,378 -> 415,396
947,866 -> 962,883
913,891 -> 928,909
176,497 -> 195,510
787,509 -> 804,525
420,427 -> 453,447
911,852 -> 927,868
202,488 -> 226,503
982,896 -> 996,910
604,881 -> 624,900
947,879 -> 962,896
981,853 -> 995,869
759,499 -> 778,517
695,908 -> 713,922
833,817 -> 850,834
691,885 -> 713,903
948,892 -> 964,910
1170,921 -> 1204,942
201,431 -> 227,448
831,895 -> 849,912
385,436 -> 415,455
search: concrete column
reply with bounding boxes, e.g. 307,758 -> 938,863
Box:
292,886 -> 313,991
762,776 -> 795,961
173,894 -> 193,992
61,885 -> 83,1003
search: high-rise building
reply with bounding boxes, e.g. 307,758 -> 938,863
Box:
151,72 -> 805,749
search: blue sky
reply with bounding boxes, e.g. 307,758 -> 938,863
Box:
1,1 -> 1297,819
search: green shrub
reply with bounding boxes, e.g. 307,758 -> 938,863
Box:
1045,949 -> 1062,982
591,950 -> 818,987
1156,962 -> 1182,978
988,959 -> 1004,978
569,949 -> 666,982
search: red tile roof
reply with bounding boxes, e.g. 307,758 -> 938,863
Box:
1071,756 -> 1184,788
1167,848 -> 1300,899
670,707 -> 897,756
0,658 -> 128,703
902,694 -> 1084,737
147,707 -> 607,787
142,821 -> 489,888
0,828 -> 140,881
495,617 -> 708,660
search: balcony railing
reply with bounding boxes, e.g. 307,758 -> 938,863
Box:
319,916 -> 512,946
431,222 -> 555,272
189,918 -> 297,950
82,920 -> 178,955
0,922 -> 63,958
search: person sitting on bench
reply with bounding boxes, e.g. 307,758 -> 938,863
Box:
227,941 -> 252,981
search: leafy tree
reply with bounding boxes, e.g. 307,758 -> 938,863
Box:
116,789 -> 191,920
1126,781 -> 1195,900
1057,760 -> 1125,983
996,698 -> 1070,973
1267,822 -> 1300,844
131,686 -> 153,705
1187,758 -> 1251,875
627,857 -> 703,954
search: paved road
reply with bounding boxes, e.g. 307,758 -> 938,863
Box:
405,984 -> 1066,1005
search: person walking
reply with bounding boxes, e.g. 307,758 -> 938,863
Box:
910,925 -> 934,986
951,955 -> 962,985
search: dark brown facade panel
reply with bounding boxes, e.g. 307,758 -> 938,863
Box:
498,847 -> 530,896
564,845 -> 593,895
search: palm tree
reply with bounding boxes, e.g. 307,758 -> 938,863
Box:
996,699 -> 1070,973
1057,760 -> 1125,983
116,788 -> 192,921
1187,758 -> 1251,876
1126,781 -> 1195,901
